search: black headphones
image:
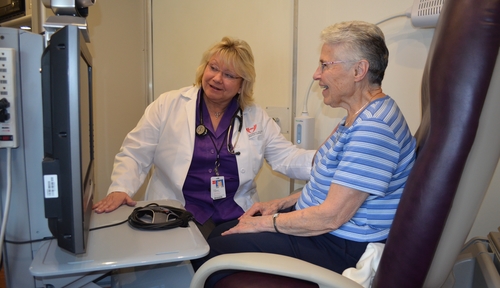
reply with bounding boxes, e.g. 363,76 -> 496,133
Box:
127,203 -> 194,231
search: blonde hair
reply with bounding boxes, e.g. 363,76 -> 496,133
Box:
195,37 -> 256,109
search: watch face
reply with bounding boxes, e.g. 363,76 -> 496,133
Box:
196,124 -> 207,136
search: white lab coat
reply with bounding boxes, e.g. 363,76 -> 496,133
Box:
108,86 -> 314,212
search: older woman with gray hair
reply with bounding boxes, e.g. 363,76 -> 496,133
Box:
192,21 -> 417,287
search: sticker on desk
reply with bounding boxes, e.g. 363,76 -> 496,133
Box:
44,174 -> 59,198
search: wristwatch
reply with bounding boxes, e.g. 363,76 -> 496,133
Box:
273,213 -> 281,233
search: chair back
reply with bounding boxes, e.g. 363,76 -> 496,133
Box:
372,0 -> 500,287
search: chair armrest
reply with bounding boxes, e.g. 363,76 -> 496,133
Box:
189,252 -> 364,288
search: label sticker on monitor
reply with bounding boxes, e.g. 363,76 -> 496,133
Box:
44,174 -> 59,198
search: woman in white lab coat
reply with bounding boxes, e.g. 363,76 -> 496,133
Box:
92,37 -> 314,237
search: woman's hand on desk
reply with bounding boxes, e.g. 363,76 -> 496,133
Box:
92,191 -> 137,213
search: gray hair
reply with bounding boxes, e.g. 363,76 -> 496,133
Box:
321,21 -> 388,85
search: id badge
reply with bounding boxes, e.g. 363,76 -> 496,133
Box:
211,176 -> 226,200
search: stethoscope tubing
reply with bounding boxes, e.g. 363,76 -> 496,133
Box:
196,93 -> 243,155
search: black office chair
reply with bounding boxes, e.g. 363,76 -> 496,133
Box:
190,0 -> 500,287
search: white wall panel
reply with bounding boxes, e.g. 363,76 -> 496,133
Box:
86,0 -> 148,202
152,0 -> 295,201
295,0 -> 430,148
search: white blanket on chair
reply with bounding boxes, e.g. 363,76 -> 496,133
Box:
341,243 -> 385,288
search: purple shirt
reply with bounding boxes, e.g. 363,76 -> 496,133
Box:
182,91 -> 243,224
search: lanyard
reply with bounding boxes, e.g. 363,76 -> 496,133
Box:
207,132 -> 225,176
196,90 -> 241,175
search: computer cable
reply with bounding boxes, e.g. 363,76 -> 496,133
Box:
0,148 -> 13,262
5,203 -> 194,245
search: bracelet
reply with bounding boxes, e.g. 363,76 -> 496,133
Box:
273,213 -> 281,233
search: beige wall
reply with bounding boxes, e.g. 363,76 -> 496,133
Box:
84,0 -> 498,240
150,0 -> 431,200
85,0 -> 149,202
152,0 -> 295,201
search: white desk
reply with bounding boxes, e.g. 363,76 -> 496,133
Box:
29,200 -> 209,288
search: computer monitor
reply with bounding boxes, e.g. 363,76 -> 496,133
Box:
41,25 -> 94,254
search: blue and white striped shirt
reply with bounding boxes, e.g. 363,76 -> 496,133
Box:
296,96 -> 416,242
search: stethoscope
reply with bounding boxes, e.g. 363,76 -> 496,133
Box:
195,95 -> 243,156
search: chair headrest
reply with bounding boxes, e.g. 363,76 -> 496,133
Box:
373,0 -> 500,287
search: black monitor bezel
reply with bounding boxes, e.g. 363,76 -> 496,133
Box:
41,25 -> 94,255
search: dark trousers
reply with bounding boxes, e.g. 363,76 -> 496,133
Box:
191,219 -> 373,288
195,218 -> 217,239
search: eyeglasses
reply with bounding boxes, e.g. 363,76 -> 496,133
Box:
318,60 -> 350,72
207,64 -> 242,81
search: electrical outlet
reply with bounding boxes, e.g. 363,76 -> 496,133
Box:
0,48 -> 18,148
